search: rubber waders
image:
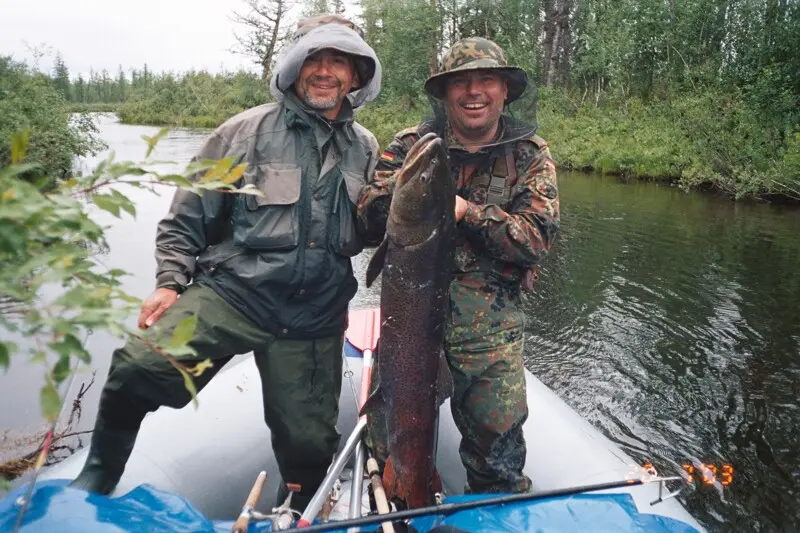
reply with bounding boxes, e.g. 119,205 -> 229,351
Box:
69,419 -> 140,495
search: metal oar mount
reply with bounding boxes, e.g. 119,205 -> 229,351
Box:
231,476 -> 302,531
280,476 -> 689,533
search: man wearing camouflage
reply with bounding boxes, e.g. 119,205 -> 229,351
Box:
358,37 -> 560,495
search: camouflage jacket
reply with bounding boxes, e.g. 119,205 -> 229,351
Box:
357,119 -> 560,290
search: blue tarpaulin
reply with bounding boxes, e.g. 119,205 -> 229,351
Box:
1,479 -> 701,532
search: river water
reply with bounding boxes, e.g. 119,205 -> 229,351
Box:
1,114 -> 798,531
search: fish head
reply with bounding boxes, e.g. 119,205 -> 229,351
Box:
388,133 -> 454,247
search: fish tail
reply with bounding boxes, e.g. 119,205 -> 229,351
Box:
382,456 -> 400,501
382,456 -> 441,509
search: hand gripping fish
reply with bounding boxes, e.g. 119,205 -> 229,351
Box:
363,132 -> 455,509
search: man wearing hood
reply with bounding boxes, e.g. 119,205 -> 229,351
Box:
70,15 -> 382,510
358,37 -> 560,497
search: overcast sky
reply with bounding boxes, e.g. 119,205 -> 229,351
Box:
0,0 -> 318,78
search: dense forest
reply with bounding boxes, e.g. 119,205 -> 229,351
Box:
3,0 -> 799,200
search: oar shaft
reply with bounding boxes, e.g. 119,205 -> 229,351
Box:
284,478 -> 651,533
296,418 -> 367,528
347,441 -> 366,525
358,348 -> 373,409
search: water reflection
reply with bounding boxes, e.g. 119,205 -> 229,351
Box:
526,173 -> 800,531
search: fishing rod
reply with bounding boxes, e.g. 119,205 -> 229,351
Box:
283,475 -> 687,533
13,369 -> 79,532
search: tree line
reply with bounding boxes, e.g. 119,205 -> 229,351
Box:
5,0 -> 800,199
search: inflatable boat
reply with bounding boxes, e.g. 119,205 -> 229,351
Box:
0,308 -> 706,532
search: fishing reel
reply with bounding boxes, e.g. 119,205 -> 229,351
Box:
231,473 -> 302,532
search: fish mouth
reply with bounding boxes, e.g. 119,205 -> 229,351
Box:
397,133 -> 444,187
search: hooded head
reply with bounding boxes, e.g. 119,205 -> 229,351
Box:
270,14 -> 382,110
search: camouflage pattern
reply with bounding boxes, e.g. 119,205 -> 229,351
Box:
358,123 -> 560,286
446,275 -> 531,493
440,37 -> 511,73
424,37 -> 529,102
358,120 -> 559,494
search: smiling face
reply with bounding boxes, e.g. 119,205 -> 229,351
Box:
294,48 -> 360,119
443,69 -> 508,145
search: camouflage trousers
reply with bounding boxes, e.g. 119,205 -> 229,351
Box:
365,273 -> 532,495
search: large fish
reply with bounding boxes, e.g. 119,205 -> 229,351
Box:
363,132 -> 456,509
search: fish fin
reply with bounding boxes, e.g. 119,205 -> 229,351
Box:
366,237 -> 389,288
359,383 -> 385,418
436,348 -> 454,407
432,468 -> 443,494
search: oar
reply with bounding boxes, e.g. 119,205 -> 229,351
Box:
343,308 -> 393,533
296,308 -> 392,530
344,308 -> 381,407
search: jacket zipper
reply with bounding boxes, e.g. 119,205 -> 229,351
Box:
207,250 -> 247,274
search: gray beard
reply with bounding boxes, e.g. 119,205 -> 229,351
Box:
303,94 -> 337,111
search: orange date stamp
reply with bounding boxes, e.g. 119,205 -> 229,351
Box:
681,463 -> 734,486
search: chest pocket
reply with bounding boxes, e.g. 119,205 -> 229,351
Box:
331,167 -> 367,258
233,163 -> 302,250
341,169 -> 366,205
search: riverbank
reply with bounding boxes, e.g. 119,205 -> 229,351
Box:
104,89 -> 800,203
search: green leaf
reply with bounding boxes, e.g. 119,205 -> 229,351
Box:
187,358 -> 213,377
92,194 -> 121,217
179,367 -> 199,408
222,163 -> 248,184
0,162 -> 40,181
41,381 -> 61,422
142,128 -> 170,158
52,354 -> 71,384
30,350 -> 47,364
111,189 -> 136,217
0,342 -> 11,370
11,131 -> 30,164
233,184 -> 263,196
157,174 -> 192,187
162,345 -> 197,357
50,334 -> 91,364
199,156 -> 238,183
171,314 -> 198,347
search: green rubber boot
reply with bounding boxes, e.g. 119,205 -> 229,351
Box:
68,422 -> 139,495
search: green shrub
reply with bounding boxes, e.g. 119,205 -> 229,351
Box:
0,57 -> 104,189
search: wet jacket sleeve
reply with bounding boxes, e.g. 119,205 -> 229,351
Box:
356,135 -> 412,246
154,132 -> 234,292
459,142 -> 560,269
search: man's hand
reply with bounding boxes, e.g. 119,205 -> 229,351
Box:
455,196 -> 469,222
138,288 -> 179,329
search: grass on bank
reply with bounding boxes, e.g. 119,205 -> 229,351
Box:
109,80 -> 798,202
